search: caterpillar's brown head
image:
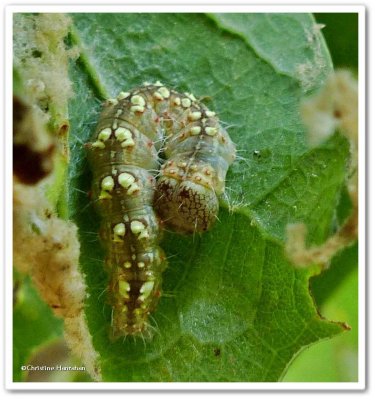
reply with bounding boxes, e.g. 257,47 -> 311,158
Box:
155,175 -> 218,234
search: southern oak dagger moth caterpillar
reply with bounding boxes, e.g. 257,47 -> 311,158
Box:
86,82 -> 236,337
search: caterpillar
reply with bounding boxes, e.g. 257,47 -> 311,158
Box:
86,82 -> 236,338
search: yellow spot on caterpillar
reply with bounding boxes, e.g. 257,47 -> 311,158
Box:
182,98 -> 191,108
189,111 -> 202,121
98,128 -> 112,142
118,172 -> 140,195
127,184 -> 140,195
92,141 -> 105,149
139,281 -> 155,301
153,91 -> 164,101
117,91 -> 130,100
190,126 -> 201,135
157,87 -> 170,99
131,220 -> 149,240
131,95 -> 146,107
205,110 -> 216,118
119,280 -> 130,298
118,172 -> 135,188
115,127 -> 132,143
137,261 -> 145,269
113,223 -> 126,242
121,138 -> 136,148
173,97 -> 181,106
101,176 -> 115,191
124,261 -> 132,269
99,176 -> 115,199
205,127 -> 218,136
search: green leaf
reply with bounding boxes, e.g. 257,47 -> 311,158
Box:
67,13 -> 350,381
208,13 -> 332,82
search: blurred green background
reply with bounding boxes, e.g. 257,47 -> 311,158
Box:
315,13 -> 358,71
